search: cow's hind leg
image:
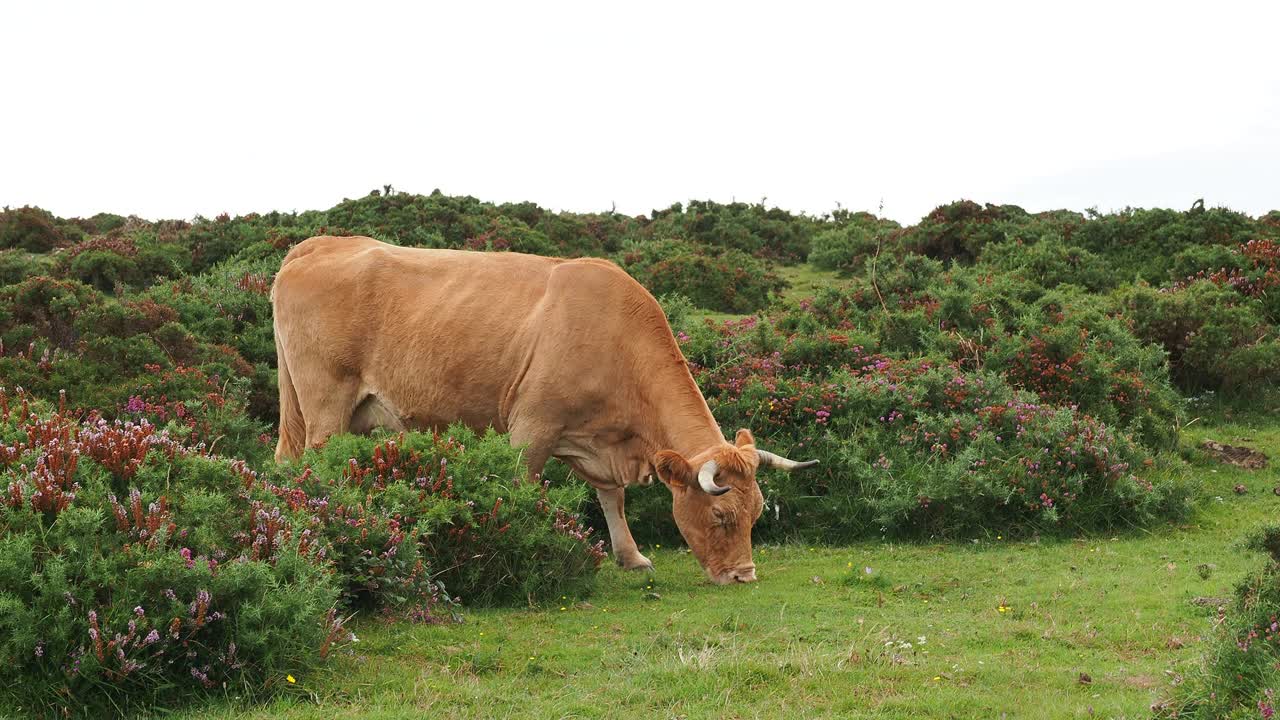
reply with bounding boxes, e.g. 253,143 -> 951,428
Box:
596,485 -> 652,571
294,372 -> 360,451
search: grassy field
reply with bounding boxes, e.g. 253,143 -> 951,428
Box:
169,416 -> 1279,720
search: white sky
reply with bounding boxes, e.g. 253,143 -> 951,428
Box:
2,1 -> 1277,225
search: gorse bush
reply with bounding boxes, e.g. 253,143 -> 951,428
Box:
620,239 -> 787,313
0,392 -> 603,717
646,199 -> 819,263
0,391 -> 347,718
283,429 -> 605,608
1122,281 -> 1280,393
1069,204 -> 1263,285
0,206 -> 80,253
666,314 -> 1194,540
779,262 -> 1184,451
808,211 -> 901,272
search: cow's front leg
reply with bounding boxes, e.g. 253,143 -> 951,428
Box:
595,485 -> 652,571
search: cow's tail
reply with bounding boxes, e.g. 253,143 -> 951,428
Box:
273,319 -> 306,462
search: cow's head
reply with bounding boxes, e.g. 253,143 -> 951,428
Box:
654,429 -> 817,585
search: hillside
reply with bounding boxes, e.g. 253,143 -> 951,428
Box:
2,191 -> 1278,718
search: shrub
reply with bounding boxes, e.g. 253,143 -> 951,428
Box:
57,232 -> 191,292
646,200 -> 818,263
893,201 -> 1045,264
1069,204 -> 1261,284
808,211 -> 901,272
620,239 -> 787,313
783,265 -> 1184,450
978,237 -> 1117,292
0,393 -> 607,716
0,250 -> 55,285
276,427 -> 606,607
0,207 -> 76,253
1122,281 -> 1280,393
661,315 -> 1194,540
0,392 -> 347,718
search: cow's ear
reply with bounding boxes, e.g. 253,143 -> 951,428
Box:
734,429 -> 755,449
654,450 -> 693,490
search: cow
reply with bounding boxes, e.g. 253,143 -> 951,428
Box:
270,235 -> 817,584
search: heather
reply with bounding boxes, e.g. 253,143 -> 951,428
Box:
661,312 -> 1193,541
0,392 -> 602,717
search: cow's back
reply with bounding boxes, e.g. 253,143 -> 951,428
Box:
272,236 -> 566,432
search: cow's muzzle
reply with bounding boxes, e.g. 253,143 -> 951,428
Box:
713,565 -> 757,585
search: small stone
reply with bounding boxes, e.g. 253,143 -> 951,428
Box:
643,592 -> 662,601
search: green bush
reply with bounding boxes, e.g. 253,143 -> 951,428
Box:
645,200 -> 819,263
57,233 -> 191,292
0,207 -> 77,253
0,393 -> 606,716
278,427 -> 605,607
1122,281 -> 1280,393
662,314 -> 1195,541
0,396 -> 346,718
1068,204 -> 1261,284
892,201 -> 1049,264
0,250 -> 55,285
784,263 -> 1183,450
808,211 -> 901,272
978,237 -> 1117,292
620,239 -> 787,313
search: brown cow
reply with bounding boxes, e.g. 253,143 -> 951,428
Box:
271,235 -> 816,584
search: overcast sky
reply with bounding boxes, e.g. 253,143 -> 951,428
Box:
2,1 -> 1276,225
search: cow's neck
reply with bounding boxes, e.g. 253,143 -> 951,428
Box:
646,368 -> 726,461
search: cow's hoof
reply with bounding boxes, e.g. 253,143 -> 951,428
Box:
618,554 -> 654,571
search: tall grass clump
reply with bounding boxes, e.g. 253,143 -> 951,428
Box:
1158,524 -> 1280,718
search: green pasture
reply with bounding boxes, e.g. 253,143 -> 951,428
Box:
171,419 -> 1279,719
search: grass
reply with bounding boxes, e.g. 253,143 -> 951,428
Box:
162,418 -> 1280,719
777,263 -> 852,304
689,263 -> 848,326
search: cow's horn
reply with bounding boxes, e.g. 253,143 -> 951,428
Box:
757,450 -> 819,472
697,460 -> 731,495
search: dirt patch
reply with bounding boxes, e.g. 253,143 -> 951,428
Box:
1200,440 -> 1268,469
1124,674 -> 1159,689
